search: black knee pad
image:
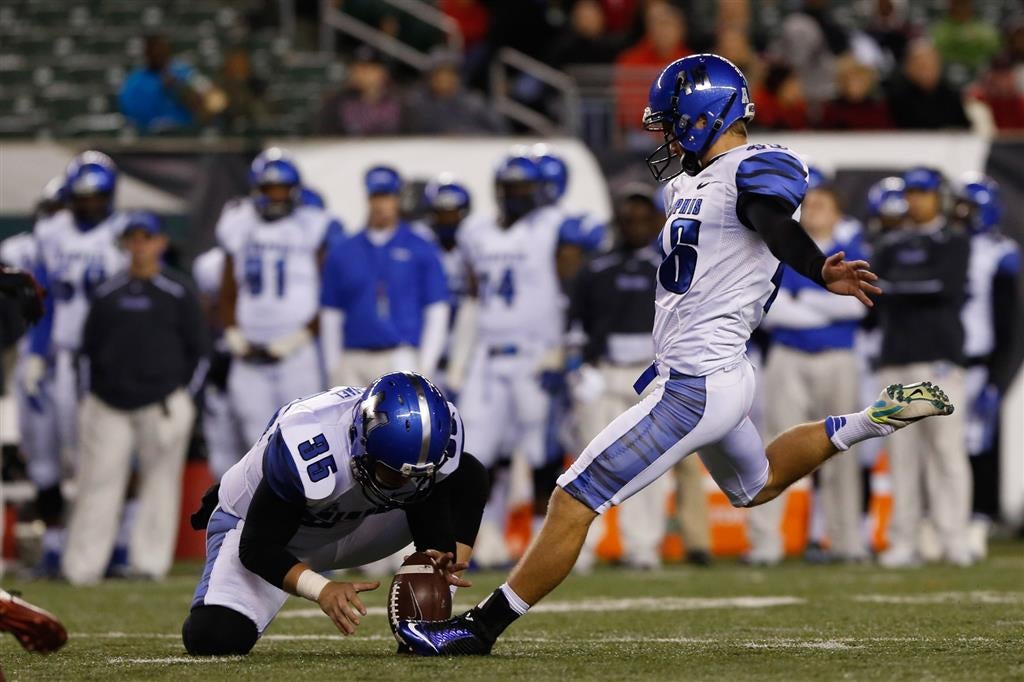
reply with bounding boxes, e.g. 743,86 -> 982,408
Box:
182,605 -> 258,656
448,453 -> 489,546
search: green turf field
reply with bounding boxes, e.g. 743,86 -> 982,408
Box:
2,543 -> 1023,681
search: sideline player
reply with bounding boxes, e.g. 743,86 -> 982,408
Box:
449,153 -> 597,566
952,174 -> 1020,545
217,148 -> 336,445
398,54 -> 954,655
181,372 -> 487,655
25,152 -> 128,572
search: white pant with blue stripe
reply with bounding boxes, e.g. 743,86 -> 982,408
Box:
191,507 -> 413,634
558,359 -> 769,513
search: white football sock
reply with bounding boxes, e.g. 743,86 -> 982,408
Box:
825,411 -> 894,451
498,582 -> 530,615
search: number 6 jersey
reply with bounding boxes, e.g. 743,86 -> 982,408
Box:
655,144 -> 808,376
216,198 -> 332,345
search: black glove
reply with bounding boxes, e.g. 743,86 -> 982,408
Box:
0,267 -> 44,325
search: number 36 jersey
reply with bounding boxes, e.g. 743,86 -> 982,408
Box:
216,199 -> 332,344
217,386 -> 463,553
655,144 -> 808,377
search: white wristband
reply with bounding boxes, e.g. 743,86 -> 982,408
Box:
295,570 -> 330,602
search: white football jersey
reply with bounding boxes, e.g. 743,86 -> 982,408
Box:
218,386 -> 462,553
457,205 -> 566,349
35,210 -> 128,352
216,198 -> 332,344
0,232 -> 39,270
655,144 -> 808,376
962,231 -> 1021,358
191,246 -> 226,298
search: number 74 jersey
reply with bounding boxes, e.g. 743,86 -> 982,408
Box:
655,144 -> 808,377
457,205 -> 567,349
216,198 -> 332,344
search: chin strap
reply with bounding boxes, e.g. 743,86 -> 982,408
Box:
682,92 -> 738,176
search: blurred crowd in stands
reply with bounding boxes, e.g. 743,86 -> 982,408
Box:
113,0 -> 1024,139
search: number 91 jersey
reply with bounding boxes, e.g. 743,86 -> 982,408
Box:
655,144 -> 807,377
216,199 -> 332,344
34,210 -> 128,351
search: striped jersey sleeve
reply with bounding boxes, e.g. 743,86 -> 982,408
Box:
735,151 -> 809,212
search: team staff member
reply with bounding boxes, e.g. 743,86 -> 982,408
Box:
63,212 -> 207,584
568,186 -> 683,571
873,167 -> 971,567
320,166 -> 449,386
754,168 -> 869,564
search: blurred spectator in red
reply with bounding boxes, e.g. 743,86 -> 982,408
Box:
752,63 -> 809,131
864,0 -> 914,68
930,0 -> 1000,87
615,1 -> 691,127
439,0 -> 489,51
884,38 -> 970,129
215,46 -> 270,134
402,49 -> 506,134
601,0 -> 640,34
966,54 -> 1024,131
820,55 -> 893,129
316,46 -> 401,136
548,0 -> 622,68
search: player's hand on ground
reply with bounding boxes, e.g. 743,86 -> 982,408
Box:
821,251 -> 882,307
416,549 -> 472,588
317,580 -> 379,636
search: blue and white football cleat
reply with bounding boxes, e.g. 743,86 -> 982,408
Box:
396,610 -> 494,656
868,381 -> 954,428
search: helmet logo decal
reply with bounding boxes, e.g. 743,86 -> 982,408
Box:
362,392 -> 390,436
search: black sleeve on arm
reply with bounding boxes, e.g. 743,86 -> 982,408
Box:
404,480 -> 457,557
736,193 -> 827,288
238,479 -> 305,590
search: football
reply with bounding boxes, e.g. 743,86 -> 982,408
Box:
387,552 -> 452,636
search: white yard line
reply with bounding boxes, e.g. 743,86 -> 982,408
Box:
275,595 -> 805,619
853,591 -> 1024,605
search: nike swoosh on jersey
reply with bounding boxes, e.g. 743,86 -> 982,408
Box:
696,181 -> 715,189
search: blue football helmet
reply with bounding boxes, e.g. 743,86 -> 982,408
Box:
867,176 -> 907,219
532,144 -> 568,204
643,53 -> 755,180
495,153 -> 543,224
65,150 -> 117,227
954,173 -> 1001,234
250,147 -> 302,221
424,173 -> 471,250
349,372 -> 460,508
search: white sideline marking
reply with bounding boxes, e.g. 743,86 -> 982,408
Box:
277,595 -> 804,619
108,656 -> 243,664
853,591 -> 1024,605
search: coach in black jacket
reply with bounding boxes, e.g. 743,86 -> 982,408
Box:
63,211 -> 207,585
871,167 -> 971,568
